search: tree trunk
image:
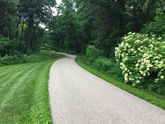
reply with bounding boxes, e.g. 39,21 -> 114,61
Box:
61,40 -> 65,50
19,21 -> 24,51
26,15 -> 33,55
57,40 -> 59,52
0,25 -> 5,36
27,29 -> 31,55
16,16 -> 21,38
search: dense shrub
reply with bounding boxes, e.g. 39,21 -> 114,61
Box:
0,51 -> 62,66
1,55 -> 20,65
86,45 -> 99,64
93,57 -> 122,76
93,58 -> 113,71
115,32 -> 165,94
0,56 -> 2,66
0,36 -> 19,56
142,8 -> 165,35
85,45 -> 122,77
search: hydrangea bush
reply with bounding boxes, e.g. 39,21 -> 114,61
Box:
115,32 -> 165,94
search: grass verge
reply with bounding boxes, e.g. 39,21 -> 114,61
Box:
0,55 -> 64,123
76,55 -> 165,109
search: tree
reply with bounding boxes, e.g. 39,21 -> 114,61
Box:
0,0 -> 18,39
19,0 -> 56,54
49,16 -> 65,51
142,8 -> 165,35
73,0 -> 128,56
125,0 -> 163,32
49,0 -> 86,53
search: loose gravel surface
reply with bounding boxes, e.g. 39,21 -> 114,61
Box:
49,54 -> 165,124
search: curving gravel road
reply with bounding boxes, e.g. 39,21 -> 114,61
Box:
48,54 -> 165,124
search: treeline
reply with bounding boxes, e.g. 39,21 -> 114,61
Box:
0,0 -> 164,57
48,0 -> 164,57
48,0 -> 165,94
0,0 -> 164,93
0,0 -> 56,56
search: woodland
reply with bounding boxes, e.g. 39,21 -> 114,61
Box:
0,0 -> 165,94
0,0 -> 165,123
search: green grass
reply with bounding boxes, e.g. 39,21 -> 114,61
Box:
76,55 -> 165,109
0,56 -> 63,124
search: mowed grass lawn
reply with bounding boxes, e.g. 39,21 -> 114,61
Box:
0,58 -> 61,123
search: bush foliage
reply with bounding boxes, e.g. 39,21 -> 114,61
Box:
86,45 -> 122,76
142,8 -> 165,35
0,36 -> 19,56
115,32 -> 165,94
93,58 -> 122,76
86,45 -> 100,64
0,51 -> 62,66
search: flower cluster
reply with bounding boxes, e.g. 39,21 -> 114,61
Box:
115,32 -> 165,90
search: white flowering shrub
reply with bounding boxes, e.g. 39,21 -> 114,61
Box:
115,32 -> 165,94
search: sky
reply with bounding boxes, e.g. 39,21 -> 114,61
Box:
56,0 -> 62,5
52,0 -> 62,15
40,0 -> 62,28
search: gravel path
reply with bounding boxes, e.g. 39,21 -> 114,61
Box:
48,54 -> 165,124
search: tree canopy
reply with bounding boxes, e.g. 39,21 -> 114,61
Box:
0,0 -> 164,56
0,0 -> 56,55
48,0 -> 164,57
